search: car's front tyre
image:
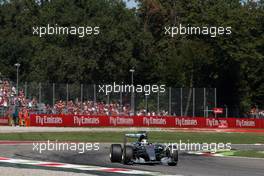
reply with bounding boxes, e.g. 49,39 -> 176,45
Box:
168,149 -> 178,166
123,145 -> 133,164
110,144 -> 123,163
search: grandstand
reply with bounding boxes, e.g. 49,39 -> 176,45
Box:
0,79 -> 263,120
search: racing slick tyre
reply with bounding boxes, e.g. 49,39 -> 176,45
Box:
123,145 -> 133,164
110,144 -> 123,163
168,149 -> 178,166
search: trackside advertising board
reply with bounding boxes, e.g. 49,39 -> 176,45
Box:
29,114 -> 264,128
0,117 -> 9,126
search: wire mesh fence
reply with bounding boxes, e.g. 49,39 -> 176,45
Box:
5,79 -> 262,118
5,82 -> 221,117
1,81 -> 263,118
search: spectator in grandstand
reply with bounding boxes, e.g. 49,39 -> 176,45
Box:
249,106 -> 257,118
12,103 -> 19,126
44,104 -> 52,114
259,110 -> 264,118
137,109 -> 147,116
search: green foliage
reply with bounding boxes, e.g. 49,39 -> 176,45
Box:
0,0 -> 263,113
135,0 -> 264,112
0,0 -> 139,83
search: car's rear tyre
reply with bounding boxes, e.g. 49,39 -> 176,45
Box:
168,149 -> 178,166
123,145 -> 133,164
110,144 -> 122,163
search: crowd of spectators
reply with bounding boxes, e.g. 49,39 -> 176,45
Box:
0,79 -> 168,116
44,100 -> 168,116
47,100 -> 132,116
248,106 -> 264,118
0,80 -> 16,107
0,79 -> 263,118
0,79 -> 38,116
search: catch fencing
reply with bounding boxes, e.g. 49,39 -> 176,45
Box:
8,80 -> 260,118
10,82 -> 220,117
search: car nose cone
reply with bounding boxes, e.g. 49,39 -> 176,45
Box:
145,145 -> 156,161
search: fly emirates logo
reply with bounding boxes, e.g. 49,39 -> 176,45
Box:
143,117 -> 166,126
36,116 -> 63,125
109,117 -> 134,126
175,118 -> 198,127
74,116 -> 100,126
236,119 -> 255,127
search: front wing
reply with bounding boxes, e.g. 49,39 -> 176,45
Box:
132,157 -> 174,165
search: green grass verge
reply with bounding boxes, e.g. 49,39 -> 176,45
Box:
219,150 -> 264,158
0,131 -> 263,144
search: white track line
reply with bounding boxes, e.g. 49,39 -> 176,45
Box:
0,156 -> 182,176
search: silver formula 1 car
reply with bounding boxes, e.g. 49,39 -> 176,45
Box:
110,132 -> 178,166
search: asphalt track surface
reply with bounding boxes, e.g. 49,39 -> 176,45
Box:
0,127 -> 263,175
0,143 -> 264,176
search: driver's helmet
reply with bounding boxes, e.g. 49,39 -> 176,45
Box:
141,139 -> 148,145
139,134 -> 147,142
